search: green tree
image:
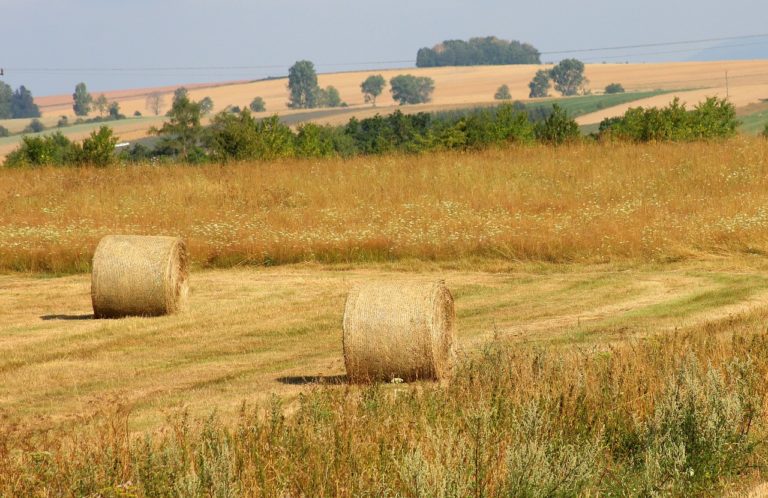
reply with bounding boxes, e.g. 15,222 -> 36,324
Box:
72,82 -> 93,116
150,93 -> 203,160
494,84 -> 512,100
0,82 -> 14,119
389,75 -> 435,105
550,59 -> 588,96
287,60 -> 319,109
318,86 -> 342,107
604,83 -> 625,94
108,102 -> 122,119
173,87 -> 189,104
11,86 -> 41,118
528,70 -> 551,98
361,74 -> 386,106
0,125 -> 9,138
94,94 -> 109,117
249,97 -> 266,112
199,96 -> 214,115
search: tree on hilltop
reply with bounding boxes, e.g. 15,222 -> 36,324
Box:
550,59 -> 588,96
146,92 -> 165,116
494,84 -> 512,100
528,70 -> 551,98
150,92 -> 202,160
390,75 -> 434,105
287,60 -> 320,109
0,82 -> 12,119
94,94 -> 109,117
361,74 -> 386,106
11,86 -> 41,118
72,82 -> 93,116
249,97 -> 266,112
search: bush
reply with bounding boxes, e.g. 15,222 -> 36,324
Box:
605,83 -> 625,94
249,97 -> 266,113
0,125 -> 9,138
390,75 -> 435,105
78,126 -> 118,167
494,84 -> 512,100
23,119 -> 45,134
318,86 -> 342,108
763,123 -> 768,138
134,110 -> 142,117
534,104 -> 580,144
4,132 -> 77,167
57,116 -> 69,128
600,97 -> 738,142
207,111 -> 294,162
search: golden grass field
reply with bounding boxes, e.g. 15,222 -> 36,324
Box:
1,59 -> 767,160
5,139 -> 768,494
2,138 -> 768,434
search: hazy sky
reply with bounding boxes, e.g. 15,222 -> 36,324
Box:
1,0 -> 767,96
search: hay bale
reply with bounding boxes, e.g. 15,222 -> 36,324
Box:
91,235 -> 189,318
342,279 -> 455,382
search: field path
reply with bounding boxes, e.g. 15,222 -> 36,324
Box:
2,263 -> 768,432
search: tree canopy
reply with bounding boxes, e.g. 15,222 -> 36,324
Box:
361,75 -> 386,106
390,75 -> 435,105
287,60 -> 319,109
11,86 -> 41,118
416,36 -> 540,67
528,70 -> 551,98
550,59 -> 588,96
72,82 -> 92,116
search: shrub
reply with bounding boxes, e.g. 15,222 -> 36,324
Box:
494,84 -> 512,100
318,86 -> 342,108
0,125 -> 9,137
57,116 -> 69,128
23,119 -> 45,134
134,110 -> 142,117
601,97 -> 738,142
207,111 -> 294,162
294,123 -> 337,158
528,70 -> 551,98
534,104 -> 580,144
763,123 -> 768,138
605,83 -> 625,94
249,97 -> 266,112
4,132 -> 77,167
78,126 -> 118,167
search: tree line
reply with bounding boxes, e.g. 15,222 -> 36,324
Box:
416,36 -> 541,67
3,93 -> 742,168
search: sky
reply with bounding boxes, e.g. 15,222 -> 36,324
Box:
1,0 -> 767,96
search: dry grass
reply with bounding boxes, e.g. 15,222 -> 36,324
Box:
2,139 -> 768,273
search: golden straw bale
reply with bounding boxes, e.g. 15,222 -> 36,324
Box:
91,235 -> 189,318
342,279 -> 455,382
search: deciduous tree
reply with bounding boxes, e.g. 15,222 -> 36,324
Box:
361,75 -> 386,106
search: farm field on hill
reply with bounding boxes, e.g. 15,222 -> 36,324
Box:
1,60 -> 766,159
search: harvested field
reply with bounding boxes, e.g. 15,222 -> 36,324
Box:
4,259 -> 768,434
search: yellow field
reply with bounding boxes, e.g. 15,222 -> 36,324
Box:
4,139 -> 768,494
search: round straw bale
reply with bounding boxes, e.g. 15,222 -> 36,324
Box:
342,279 -> 455,382
91,235 -> 189,318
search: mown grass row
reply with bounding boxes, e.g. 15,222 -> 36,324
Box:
2,312 -> 767,496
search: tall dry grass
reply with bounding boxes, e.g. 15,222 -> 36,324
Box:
1,312 -> 766,496
1,138 -> 768,272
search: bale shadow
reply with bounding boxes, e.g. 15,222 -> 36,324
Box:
40,314 -> 94,321
276,375 -> 347,385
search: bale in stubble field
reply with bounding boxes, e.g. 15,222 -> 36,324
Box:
342,279 -> 455,382
91,235 -> 189,318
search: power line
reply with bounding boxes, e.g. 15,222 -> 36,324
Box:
541,33 -> 768,55
579,40 -> 768,62
3,33 -> 768,75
